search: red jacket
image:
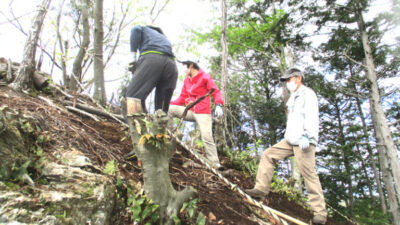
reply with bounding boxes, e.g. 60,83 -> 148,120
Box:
170,69 -> 224,114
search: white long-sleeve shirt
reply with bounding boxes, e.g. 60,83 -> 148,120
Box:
284,85 -> 319,146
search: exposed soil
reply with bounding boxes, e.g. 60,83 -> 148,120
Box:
0,86 -> 354,225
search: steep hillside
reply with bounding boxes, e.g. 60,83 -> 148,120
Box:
0,85 -> 351,225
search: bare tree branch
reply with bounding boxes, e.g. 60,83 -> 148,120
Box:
0,10 -> 35,25
104,2 -> 130,67
0,9 -> 62,70
150,0 -> 170,23
56,0 -> 68,85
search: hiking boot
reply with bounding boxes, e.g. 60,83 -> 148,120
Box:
312,214 -> 327,224
245,188 -> 268,198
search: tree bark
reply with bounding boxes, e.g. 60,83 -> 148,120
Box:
93,0 -> 106,105
357,10 -> 400,224
127,110 -> 196,225
219,0 -> 229,149
55,0 -> 68,86
10,0 -> 52,91
220,0 -> 228,103
70,0 -> 91,91
352,80 -> 387,213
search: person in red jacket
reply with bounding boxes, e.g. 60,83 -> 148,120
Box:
170,60 -> 224,169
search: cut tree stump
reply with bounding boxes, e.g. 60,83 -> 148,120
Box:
127,110 -> 197,225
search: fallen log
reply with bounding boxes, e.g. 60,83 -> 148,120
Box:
33,71 -> 49,90
66,106 -> 100,121
64,100 -> 124,121
0,58 -> 49,90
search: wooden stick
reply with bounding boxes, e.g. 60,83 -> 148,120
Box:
38,95 -> 69,114
173,88 -> 215,133
66,106 -> 99,121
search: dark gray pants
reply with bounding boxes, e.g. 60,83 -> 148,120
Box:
126,53 -> 178,113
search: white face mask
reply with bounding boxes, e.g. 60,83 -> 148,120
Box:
185,68 -> 190,76
287,81 -> 298,92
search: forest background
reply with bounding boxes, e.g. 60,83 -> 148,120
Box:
1,0 -> 400,224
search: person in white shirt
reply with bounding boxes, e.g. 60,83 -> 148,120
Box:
245,68 -> 328,225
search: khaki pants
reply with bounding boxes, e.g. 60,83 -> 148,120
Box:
255,140 -> 327,217
169,105 -> 220,165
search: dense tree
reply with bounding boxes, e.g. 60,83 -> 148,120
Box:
309,0 -> 400,223
190,0 -> 399,223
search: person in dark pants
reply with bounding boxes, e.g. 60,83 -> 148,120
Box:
126,25 -> 178,113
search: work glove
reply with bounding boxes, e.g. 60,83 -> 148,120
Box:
215,105 -> 223,117
128,52 -> 138,73
299,136 -> 310,150
128,60 -> 137,74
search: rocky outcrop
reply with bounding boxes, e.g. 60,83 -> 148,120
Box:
0,104 -> 117,225
0,156 -> 117,225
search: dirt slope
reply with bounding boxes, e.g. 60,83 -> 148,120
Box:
0,86 -> 352,225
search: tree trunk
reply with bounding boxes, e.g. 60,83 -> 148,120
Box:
357,11 -> 400,224
220,0 -> 228,104
219,0 -> 229,149
10,0 -> 52,91
127,110 -> 196,225
352,81 -> 387,213
248,104 -> 258,148
55,0 -> 68,86
70,0 -> 91,91
244,78 -> 258,148
93,0 -> 106,105
334,101 -> 355,217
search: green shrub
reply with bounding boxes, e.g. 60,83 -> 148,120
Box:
174,198 -> 206,225
127,190 -> 159,225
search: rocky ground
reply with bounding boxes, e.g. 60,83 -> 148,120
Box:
0,85 -> 352,225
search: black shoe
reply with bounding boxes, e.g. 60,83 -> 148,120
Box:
245,188 -> 268,198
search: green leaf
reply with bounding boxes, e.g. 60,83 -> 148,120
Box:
135,197 -> 145,206
132,206 -> 142,219
188,207 -> 195,219
196,212 -> 206,225
172,214 -> 181,225
36,146 -> 43,157
180,202 -> 188,213
127,196 -> 134,206
37,135 -> 44,144
152,204 -> 159,212
141,205 -> 152,220
103,160 -> 116,175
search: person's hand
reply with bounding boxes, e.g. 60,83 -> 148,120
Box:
215,105 -> 223,117
128,60 -> 137,73
299,136 -> 310,150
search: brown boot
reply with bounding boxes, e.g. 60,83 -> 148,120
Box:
244,188 -> 268,198
312,214 -> 327,224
